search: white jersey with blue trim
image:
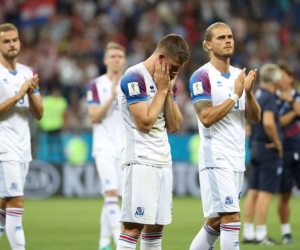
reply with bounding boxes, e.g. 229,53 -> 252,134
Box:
119,63 -> 177,167
0,63 -> 39,162
189,62 -> 246,171
87,74 -> 124,157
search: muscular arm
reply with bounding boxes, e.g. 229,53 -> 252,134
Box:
88,96 -> 115,123
245,92 -> 261,124
129,89 -> 168,133
28,93 -> 44,120
280,110 -> 297,127
193,98 -> 236,128
164,91 -> 183,133
0,95 -> 20,115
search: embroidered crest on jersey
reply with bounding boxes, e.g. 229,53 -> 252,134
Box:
193,82 -> 203,95
87,90 -> 93,101
225,196 -> 233,205
135,207 -> 145,217
10,182 -> 18,190
128,82 -> 140,96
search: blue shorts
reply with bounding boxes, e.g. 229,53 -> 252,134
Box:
249,157 -> 283,193
280,150 -> 300,192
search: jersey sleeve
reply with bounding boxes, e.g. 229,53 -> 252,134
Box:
86,81 -> 100,105
120,71 -> 147,104
189,69 -> 211,103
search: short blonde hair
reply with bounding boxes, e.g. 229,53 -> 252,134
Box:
260,63 -> 282,84
202,22 -> 230,52
105,42 -> 125,56
0,23 -> 18,33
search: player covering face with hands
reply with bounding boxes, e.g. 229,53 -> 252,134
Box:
117,34 -> 189,250
0,23 -> 43,250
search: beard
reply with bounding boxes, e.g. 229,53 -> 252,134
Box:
213,48 -> 234,59
2,49 -> 19,60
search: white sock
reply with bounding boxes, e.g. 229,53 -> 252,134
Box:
141,231 -> 163,250
6,208 -> 25,250
243,223 -> 254,240
255,225 -> 267,241
281,223 -> 291,236
220,222 -> 240,250
116,233 -> 138,250
0,209 -> 6,238
104,197 -> 121,245
99,206 -> 111,249
190,222 -> 219,250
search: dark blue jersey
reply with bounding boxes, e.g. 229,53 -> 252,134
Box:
276,89 -> 300,151
250,88 -> 283,160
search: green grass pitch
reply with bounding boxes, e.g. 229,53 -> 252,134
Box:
0,196 -> 299,250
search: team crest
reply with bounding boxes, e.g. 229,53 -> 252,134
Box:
10,182 -> 18,190
193,82 -> 203,95
128,82 -> 140,96
225,196 -> 233,205
135,207 -> 144,217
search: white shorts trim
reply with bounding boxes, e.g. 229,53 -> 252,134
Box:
120,164 -> 173,225
95,153 -> 122,195
0,161 -> 29,197
200,168 -> 244,218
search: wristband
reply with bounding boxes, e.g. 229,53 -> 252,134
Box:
230,94 -> 239,103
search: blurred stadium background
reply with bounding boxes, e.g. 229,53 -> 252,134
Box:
1,0 -> 300,249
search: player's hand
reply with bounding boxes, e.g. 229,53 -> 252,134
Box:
244,69 -> 257,94
265,141 -> 283,157
234,68 -> 246,97
111,75 -> 119,98
169,74 -> 177,93
27,74 -> 39,95
154,59 -> 171,92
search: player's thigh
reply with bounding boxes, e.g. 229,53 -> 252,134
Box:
199,168 -> 241,218
280,151 -> 296,192
258,158 -> 283,193
0,161 -> 29,197
95,153 -> 119,193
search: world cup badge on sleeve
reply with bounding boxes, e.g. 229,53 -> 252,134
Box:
193,82 -> 203,95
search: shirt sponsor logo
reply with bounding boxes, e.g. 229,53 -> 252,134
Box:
193,82 -> 203,95
135,207 -> 145,217
225,196 -> 233,205
128,82 -> 140,96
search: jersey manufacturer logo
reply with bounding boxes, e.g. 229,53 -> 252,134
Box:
150,85 -> 155,93
2,79 -> 8,84
193,82 -> 203,94
217,81 -> 223,87
128,82 -> 140,96
135,207 -> 145,217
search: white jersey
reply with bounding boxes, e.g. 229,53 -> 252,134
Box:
119,63 -> 177,167
0,63 -> 39,162
189,63 -> 246,171
87,74 -> 124,157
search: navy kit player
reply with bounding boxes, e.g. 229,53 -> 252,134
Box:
87,42 -> 126,250
189,22 -> 261,250
243,64 -> 283,245
116,34 -> 190,250
276,63 -> 300,244
0,23 -> 43,250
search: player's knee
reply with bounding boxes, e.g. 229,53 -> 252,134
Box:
219,212 -> 240,224
122,222 -> 143,238
279,191 -> 291,203
105,190 -> 118,197
6,196 -> 24,208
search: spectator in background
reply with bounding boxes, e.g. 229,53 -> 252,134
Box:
276,63 -> 300,244
243,64 -> 283,245
87,42 -> 126,250
38,86 -> 67,162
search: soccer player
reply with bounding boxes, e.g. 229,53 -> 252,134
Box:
275,63 -> 300,244
87,42 -> 126,250
243,63 -> 283,245
116,34 -> 190,250
189,22 -> 261,250
0,23 -> 44,250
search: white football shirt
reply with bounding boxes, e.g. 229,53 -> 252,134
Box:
0,63 -> 40,162
189,63 -> 246,171
119,63 -> 177,167
87,74 -> 124,157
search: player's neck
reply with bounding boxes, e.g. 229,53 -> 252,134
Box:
143,55 -> 156,77
0,57 -> 17,71
210,57 -> 230,74
106,71 -> 122,81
